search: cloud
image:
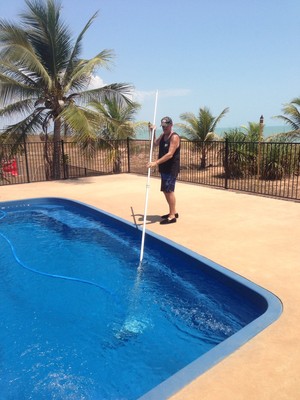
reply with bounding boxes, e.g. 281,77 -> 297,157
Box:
86,76 -> 191,109
133,88 -> 191,102
87,75 -> 105,89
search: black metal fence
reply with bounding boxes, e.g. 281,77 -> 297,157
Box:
1,138 -> 300,201
0,139 -> 127,184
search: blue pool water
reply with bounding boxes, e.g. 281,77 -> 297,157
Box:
0,198 -> 282,399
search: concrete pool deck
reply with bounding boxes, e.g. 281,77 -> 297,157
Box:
0,173 -> 299,399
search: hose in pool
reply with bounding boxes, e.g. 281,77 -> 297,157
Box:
0,209 -> 114,299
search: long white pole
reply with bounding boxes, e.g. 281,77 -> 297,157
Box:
139,90 -> 158,265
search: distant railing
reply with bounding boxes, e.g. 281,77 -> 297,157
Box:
1,138 -> 299,201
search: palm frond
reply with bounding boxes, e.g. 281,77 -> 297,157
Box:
0,61 -> 38,87
78,83 -> 134,106
60,104 -> 98,142
180,107 -> 228,141
88,97 -> 139,140
223,128 -> 246,142
21,0 -> 73,76
64,12 -> 99,83
206,131 -> 220,141
210,107 -> 229,132
0,75 -> 39,106
0,98 -> 35,118
0,20 -> 52,88
267,130 -> 300,142
274,98 -> 300,131
0,21 -> 33,53
65,50 -> 116,93
1,110 -> 47,141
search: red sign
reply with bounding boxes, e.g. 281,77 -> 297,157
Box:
2,159 -> 18,176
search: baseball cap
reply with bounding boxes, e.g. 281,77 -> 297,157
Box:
161,116 -> 173,125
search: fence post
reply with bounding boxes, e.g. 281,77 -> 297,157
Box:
61,140 -> 68,179
127,137 -> 131,173
23,136 -> 30,183
257,115 -> 264,182
224,138 -> 229,189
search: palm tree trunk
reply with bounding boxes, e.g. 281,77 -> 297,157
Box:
200,145 -> 207,169
52,118 -> 62,179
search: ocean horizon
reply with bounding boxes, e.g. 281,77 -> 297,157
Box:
135,125 -> 291,140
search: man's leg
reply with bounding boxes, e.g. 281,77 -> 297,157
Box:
163,191 -> 177,218
160,174 -> 178,221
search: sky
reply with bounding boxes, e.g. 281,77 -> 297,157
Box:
1,0 -> 300,128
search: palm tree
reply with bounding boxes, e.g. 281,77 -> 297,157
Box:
222,128 -> 256,178
89,97 -> 141,172
222,120 -> 267,179
179,106 -> 229,169
273,98 -> 300,141
0,0 -> 134,179
241,121 -> 261,142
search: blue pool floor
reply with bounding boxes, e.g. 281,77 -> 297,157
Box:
0,197 -> 282,399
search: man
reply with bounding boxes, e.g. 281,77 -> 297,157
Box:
147,116 -> 181,225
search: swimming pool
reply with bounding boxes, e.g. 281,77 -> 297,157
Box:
0,197 -> 282,399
